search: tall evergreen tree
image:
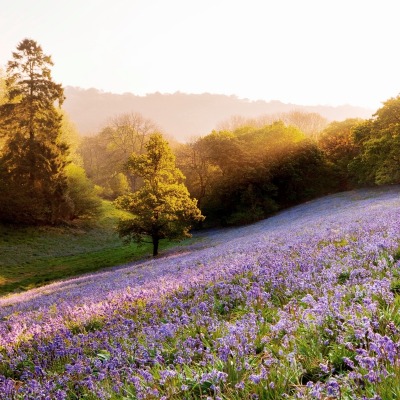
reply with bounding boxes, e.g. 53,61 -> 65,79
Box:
0,39 -> 69,224
116,133 -> 204,256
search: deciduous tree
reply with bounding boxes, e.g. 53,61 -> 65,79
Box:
318,118 -> 363,189
177,122 -> 331,226
116,133 -> 204,256
0,68 -> 6,151
350,96 -> 400,185
79,112 -> 158,196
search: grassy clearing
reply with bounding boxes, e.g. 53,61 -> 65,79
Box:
0,201 -> 190,296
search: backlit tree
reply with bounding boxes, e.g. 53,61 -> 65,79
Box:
0,39 -> 69,224
116,133 -> 204,256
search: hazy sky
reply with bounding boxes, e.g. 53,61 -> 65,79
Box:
1,0 -> 399,109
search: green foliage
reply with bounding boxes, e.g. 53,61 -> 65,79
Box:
0,39 -> 69,224
116,133 -> 204,256
0,70 -> 6,152
178,122 -> 330,227
337,271 -> 351,284
67,316 -> 105,334
350,95 -> 400,185
60,110 -> 83,165
65,164 -> 102,219
108,172 -> 130,198
271,139 -> 331,205
318,118 -> 363,190
219,111 -> 328,139
0,201 -> 189,296
79,112 -> 158,197
0,67 -> 6,106
280,110 -> 329,139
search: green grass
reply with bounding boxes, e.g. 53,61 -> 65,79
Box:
0,201 -> 191,297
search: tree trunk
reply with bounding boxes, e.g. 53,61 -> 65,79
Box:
152,235 -> 159,257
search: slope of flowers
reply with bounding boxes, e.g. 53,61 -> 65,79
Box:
1,187 -> 400,399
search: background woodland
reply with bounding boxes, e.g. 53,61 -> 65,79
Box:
1,40 -> 400,230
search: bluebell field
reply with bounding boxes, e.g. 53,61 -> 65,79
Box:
1,187 -> 400,399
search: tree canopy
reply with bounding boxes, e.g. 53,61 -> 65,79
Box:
3,39 -> 399,235
177,122 -> 332,226
0,68 -> 6,106
79,112 -> 159,198
318,118 -> 363,190
0,39 -> 69,224
350,95 -> 400,185
116,133 -> 204,256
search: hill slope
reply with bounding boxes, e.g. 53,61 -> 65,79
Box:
0,201 -> 185,296
1,186 -> 400,398
63,86 -> 374,141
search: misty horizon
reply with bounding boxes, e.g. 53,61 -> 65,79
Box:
63,86 -> 374,141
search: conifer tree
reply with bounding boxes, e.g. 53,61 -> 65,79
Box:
0,39 -> 69,224
116,133 -> 204,256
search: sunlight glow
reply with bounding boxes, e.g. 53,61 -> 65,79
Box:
1,0 -> 399,109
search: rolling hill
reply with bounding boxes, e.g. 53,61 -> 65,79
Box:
63,86 -> 374,141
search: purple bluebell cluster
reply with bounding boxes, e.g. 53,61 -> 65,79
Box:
1,187 -> 400,399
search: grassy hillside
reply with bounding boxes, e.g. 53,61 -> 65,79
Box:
1,187 -> 400,399
0,201 -> 187,296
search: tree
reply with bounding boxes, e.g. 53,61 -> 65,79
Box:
101,112 -> 158,191
79,112 -> 159,197
176,137 -> 220,209
318,118 -> 363,189
109,172 -> 130,198
0,68 -> 6,151
0,67 -> 6,106
79,134 -> 110,189
0,39 -> 69,224
176,121 -> 335,227
349,95 -> 400,185
270,140 -> 330,205
217,111 -> 328,139
65,164 -> 101,219
60,110 -> 83,165
115,133 -> 204,256
278,110 -> 328,140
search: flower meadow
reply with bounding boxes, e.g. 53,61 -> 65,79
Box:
1,187 -> 400,400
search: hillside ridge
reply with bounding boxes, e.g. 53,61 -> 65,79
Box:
63,86 -> 374,141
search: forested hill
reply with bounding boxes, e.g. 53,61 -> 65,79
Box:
63,86 -> 373,141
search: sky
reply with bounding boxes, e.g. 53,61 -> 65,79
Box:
1,0 -> 400,110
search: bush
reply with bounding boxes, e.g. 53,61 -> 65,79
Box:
66,164 -> 102,219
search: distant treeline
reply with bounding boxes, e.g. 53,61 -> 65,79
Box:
78,95 -> 400,227
1,39 -> 399,228
62,86 -> 372,141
